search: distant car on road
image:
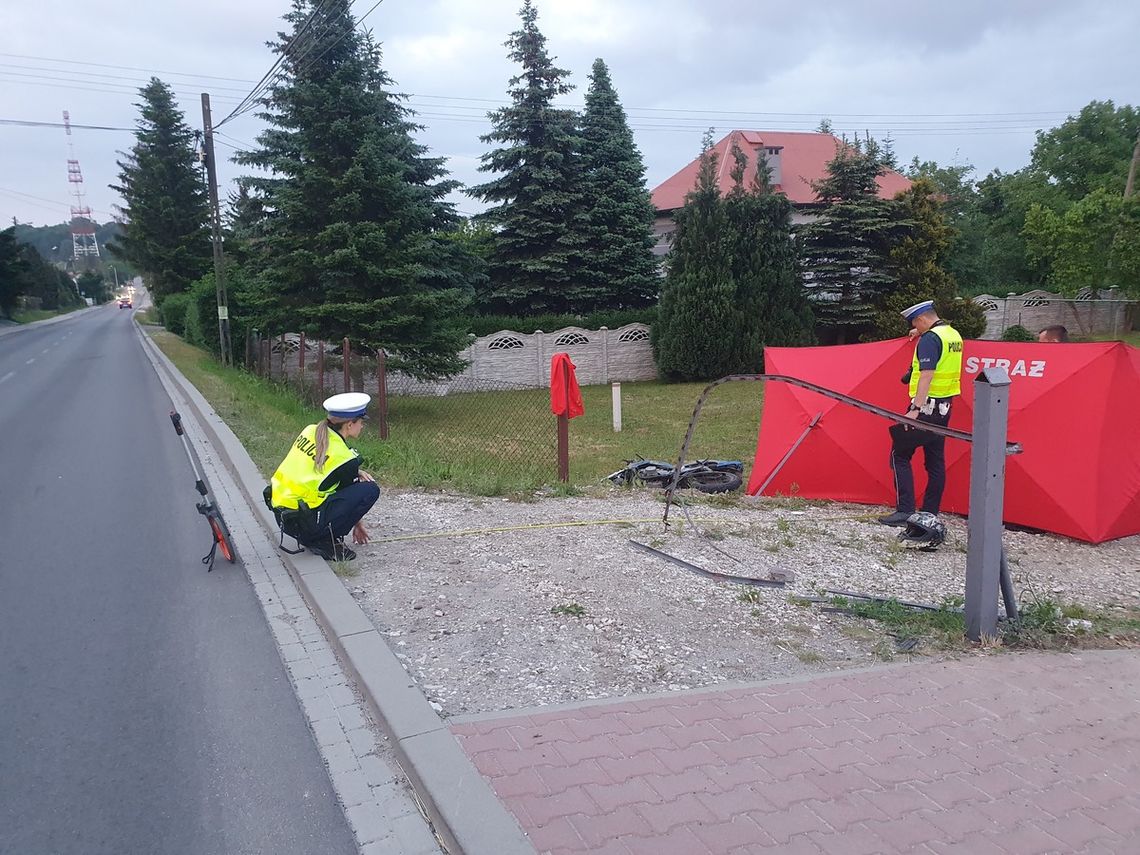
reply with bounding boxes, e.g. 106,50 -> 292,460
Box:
118,297 -> 133,309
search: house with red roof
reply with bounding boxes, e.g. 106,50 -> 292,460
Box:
649,130 -> 911,256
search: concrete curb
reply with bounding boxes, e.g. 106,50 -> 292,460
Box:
133,324 -> 535,855
0,304 -> 101,337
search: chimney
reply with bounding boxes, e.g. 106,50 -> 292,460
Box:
763,145 -> 783,187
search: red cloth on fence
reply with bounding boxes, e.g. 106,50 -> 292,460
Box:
746,339 -> 1140,543
550,353 -> 585,419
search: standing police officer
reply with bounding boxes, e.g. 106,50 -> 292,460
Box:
878,301 -> 964,527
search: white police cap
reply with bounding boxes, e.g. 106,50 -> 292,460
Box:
323,392 -> 370,419
901,300 -> 935,323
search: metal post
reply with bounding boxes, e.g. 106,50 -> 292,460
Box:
965,366 -> 1012,641
611,381 -> 622,432
279,333 -> 286,380
377,349 -> 389,440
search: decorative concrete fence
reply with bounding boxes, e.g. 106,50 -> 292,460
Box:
973,289 -> 1134,340
386,323 -> 658,395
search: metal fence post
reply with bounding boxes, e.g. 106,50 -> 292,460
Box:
377,349 -> 389,440
965,366 -> 1012,642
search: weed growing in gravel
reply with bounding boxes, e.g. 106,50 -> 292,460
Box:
1003,591 -> 1140,648
551,602 -> 587,618
828,596 -> 965,648
787,595 -> 815,608
738,589 -> 762,605
330,560 -> 359,578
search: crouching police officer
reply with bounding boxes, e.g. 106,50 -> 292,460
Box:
878,300 -> 963,531
269,392 -> 380,561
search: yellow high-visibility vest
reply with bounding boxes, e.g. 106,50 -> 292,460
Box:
270,423 -> 358,510
910,323 -> 963,399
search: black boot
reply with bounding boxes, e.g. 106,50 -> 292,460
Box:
877,510 -> 912,527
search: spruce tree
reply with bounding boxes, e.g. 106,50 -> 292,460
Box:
652,132 -> 738,380
108,78 -> 211,302
576,58 -> 659,310
469,0 -> 585,315
723,142 -> 815,364
871,178 -> 986,339
798,139 -> 905,342
237,0 -> 477,378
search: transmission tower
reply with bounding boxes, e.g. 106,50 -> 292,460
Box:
62,110 -> 100,264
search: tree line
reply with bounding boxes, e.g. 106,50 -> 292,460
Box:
0,228 -> 115,318
103,0 -> 1139,381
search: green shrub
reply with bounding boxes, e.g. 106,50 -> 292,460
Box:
160,293 -> 191,336
1001,324 -> 1036,342
183,292 -> 205,349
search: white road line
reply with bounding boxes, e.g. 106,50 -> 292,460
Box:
42,348 -> 49,354
0,371 -> 14,384
25,358 -> 34,365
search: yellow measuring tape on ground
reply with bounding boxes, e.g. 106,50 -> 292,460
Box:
374,512 -> 878,544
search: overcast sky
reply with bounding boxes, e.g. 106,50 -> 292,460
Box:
2,0 -> 1137,230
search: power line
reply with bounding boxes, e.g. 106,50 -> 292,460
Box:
0,52 -> 257,85
0,118 -> 133,131
0,73 -> 245,105
216,0 -> 342,128
0,62 -> 254,94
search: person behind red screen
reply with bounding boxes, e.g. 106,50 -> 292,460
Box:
1038,325 -> 1069,343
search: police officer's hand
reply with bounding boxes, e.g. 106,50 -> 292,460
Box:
357,470 -> 375,483
907,328 -> 919,340
352,522 -> 370,545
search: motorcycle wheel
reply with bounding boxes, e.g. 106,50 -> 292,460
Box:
680,471 -> 743,494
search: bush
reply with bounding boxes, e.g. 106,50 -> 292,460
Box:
183,291 -> 206,349
466,307 -> 657,337
160,293 -> 191,336
1001,324 -> 1036,342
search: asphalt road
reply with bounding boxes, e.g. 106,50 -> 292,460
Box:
0,307 -> 357,854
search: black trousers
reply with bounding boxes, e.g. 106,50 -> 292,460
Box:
888,403 -> 952,515
309,481 -> 380,544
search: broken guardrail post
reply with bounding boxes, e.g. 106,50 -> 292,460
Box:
965,366 -> 1012,642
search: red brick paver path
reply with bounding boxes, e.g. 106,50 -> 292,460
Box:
452,651 -> 1140,854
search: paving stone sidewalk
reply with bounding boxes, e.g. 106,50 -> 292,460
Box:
452,651 -> 1140,854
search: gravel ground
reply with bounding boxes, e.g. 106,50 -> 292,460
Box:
345,488 -> 1140,717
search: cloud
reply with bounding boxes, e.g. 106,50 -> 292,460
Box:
2,0 -> 1137,226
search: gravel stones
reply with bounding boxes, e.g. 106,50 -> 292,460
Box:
348,489 -> 1140,717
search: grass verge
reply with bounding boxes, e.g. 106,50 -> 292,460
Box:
827,593 -> 1140,654
10,304 -> 85,323
145,328 -> 764,494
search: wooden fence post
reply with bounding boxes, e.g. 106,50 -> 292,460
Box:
557,357 -> 570,483
343,337 -> 351,393
377,349 -> 389,440
298,331 -> 306,396
317,342 -> 326,400
245,328 -> 252,368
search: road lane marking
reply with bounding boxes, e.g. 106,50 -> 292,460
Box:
0,371 -> 14,384
25,358 -> 35,365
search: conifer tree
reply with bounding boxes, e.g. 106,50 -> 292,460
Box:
871,178 -> 986,339
576,58 -> 659,310
798,139 -> 905,342
652,132 -> 738,380
109,78 -> 211,302
469,0 -> 585,315
238,0 -> 477,378
722,142 -> 815,365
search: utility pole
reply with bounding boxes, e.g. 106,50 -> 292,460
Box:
200,93 -> 232,367
1125,131 -> 1140,199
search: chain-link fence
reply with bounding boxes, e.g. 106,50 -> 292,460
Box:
247,330 -> 559,492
